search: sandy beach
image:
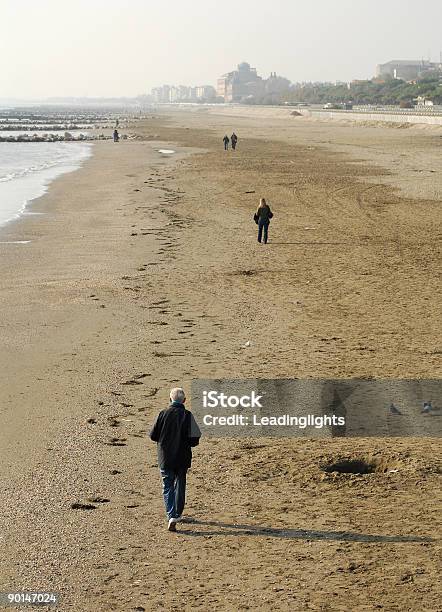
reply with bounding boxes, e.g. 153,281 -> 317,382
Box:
0,108 -> 440,611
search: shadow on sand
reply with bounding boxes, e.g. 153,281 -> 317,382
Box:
268,242 -> 354,246
178,519 -> 433,543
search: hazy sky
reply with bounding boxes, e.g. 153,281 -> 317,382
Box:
1,0 -> 441,98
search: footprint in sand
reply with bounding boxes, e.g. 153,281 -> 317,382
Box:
103,574 -> 119,584
71,502 -> 97,511
104,438 -> 127,447
88,496 -> 110,504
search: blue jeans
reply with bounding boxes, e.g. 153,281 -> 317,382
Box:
160,468 -> 187,519
258,220 -> 269,244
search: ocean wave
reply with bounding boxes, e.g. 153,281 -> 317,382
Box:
0,159 -> 69,183
0,142 -> 91,181
0,142 -> 92,228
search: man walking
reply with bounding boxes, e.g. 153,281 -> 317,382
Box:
231,132 -> 238,150
149,388 -> 201,531
223,134 -> 230,150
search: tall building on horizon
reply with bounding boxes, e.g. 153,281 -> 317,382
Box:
217,62 -> 265,102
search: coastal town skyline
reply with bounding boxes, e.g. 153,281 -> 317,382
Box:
2,0 -> 442,98
147,58 -> 442,105
3,56 -> 442,107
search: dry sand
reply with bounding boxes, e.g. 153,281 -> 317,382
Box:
0,108 -> 440,611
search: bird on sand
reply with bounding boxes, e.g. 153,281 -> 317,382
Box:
421,401 -> 433,414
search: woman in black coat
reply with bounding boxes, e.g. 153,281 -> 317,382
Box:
254,198 -> 273,244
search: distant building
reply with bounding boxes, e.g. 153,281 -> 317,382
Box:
179,85 -> 191,100
415,95 -> 434,106
195,85 -> 216,100
169,86 -> 180,102
151,85 -> 170,103
151,87 -> 161,103
217,62 -> 265,102
265,72 -> 291,95
150,83 -> 216,103
376,60 -> 439,81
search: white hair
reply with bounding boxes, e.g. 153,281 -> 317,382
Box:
170,387 -> 186,403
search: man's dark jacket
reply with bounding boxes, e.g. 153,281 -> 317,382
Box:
149,402 -> 201,470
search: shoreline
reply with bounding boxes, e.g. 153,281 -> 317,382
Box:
0,134 -> 190,606
1,111 -> 440,611
0,141 -> 93,232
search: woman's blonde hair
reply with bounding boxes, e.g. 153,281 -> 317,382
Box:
259,197 -> 267,207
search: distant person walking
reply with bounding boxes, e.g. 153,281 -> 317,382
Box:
231,132 -> 238,150
254,198 -> 274,244
113,129 -> 119,143
149,387 -> 201,531
223,135 -> 230,150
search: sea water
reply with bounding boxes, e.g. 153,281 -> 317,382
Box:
0,141 -> 92,228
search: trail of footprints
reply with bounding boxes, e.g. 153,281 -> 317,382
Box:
71,163 -> 228,606
126,163 -> 190,267
73,293 -> 218,514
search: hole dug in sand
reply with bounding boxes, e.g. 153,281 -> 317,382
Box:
321,456 -> 400,476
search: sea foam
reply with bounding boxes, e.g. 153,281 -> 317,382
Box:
0,141 -> 92,228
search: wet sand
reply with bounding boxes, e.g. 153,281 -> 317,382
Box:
0,109 -> 440,611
